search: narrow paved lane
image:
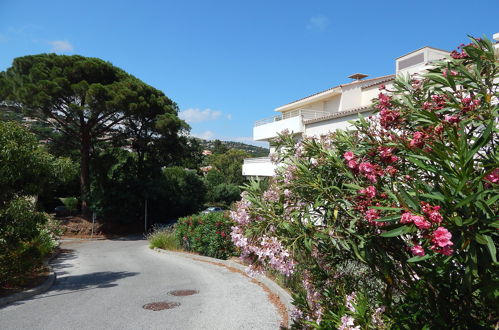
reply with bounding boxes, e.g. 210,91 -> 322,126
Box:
0,238 -> 282,330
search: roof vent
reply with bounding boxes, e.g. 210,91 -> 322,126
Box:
348,73 -> 368,81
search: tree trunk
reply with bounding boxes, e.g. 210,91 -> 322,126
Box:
80,131 -> 91,217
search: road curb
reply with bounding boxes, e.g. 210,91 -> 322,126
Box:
0,266 -> 56,309
0,247 -> 61,309
152,248 -> 293,325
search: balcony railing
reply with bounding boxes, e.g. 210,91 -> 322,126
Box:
243,157 -> 271,164
254,109 -> 329,127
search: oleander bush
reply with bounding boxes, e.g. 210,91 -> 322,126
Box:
231,37 -> 498,328
176,212 -> 236,259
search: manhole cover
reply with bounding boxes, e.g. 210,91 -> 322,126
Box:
169,289 -> 199,296
142,302 -> 180,311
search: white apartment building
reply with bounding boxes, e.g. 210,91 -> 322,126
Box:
243,33 -> 499,177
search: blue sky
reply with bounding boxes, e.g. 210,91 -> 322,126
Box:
1,0 -> 497,147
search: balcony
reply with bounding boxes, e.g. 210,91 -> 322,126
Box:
242,157 -> 276,177
253,109 -> 328,141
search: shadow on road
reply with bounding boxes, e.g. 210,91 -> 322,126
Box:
109,234 -> 146,241
54,271 -> 140,291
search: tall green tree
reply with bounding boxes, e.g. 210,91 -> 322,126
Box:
0,54 -> 183,215
207,149 -> 248,185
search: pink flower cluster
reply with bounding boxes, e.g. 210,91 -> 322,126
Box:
450,43 -> 471,59
421,202 -> 443,224
377,146 -> 399,164
484,168 -> 499,184
376,92 -> 401,129
302,271 -> 324,324
409,131 -> 427,149
430,227 -> 454,256
230,198 -> 253,225
364,208 -> 384,227
263,186 -> 280,202
400,212 -> 431,229
359,185 -> 376,199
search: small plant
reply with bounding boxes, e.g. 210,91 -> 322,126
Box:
148,226 -> 182,251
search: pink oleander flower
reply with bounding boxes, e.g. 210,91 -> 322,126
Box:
343,151 -> 355,161
359,162 -> 375,174
484,168 -> 499,184
432,227 -> 453,248
421,202 -> 443,224
413,215 -> 431,230
409,131 -> 426,148
359,186 -> 376,199
379,109 -> 400,129
385,165 -> 398,176
411,245 -> 425,256
400,212 -> 412,224
339,315 -> 359,330
444,114 -> 460,123
365,209 -> 385,226
345,292 -> 357,312
347,159 -> 358,169
263,188 -> 280,202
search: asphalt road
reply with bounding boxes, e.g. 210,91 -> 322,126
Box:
0,238 -> 282,330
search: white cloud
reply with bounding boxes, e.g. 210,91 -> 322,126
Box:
306,15 -> 329,31
49,40 -> 74,52
226,113 -> 232,120
192,130 -> 216,140
179,108 -> 222,123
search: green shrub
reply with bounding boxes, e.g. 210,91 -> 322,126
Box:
0,122 -> 65,286
0,198 -> 54,286
176,212 -> 236,259
148,226 -> 182,250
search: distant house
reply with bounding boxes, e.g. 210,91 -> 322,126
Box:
242,45 -> 456,177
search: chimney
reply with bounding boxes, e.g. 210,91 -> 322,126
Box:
348,73 -> 368,81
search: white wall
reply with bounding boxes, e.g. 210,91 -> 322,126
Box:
304,110 -> 374,136
253,116 -> 304,141
339,84 -> 362,111
324,95 -> 341,113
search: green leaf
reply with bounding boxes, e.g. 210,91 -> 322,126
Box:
421,192 -> 446,202
408,254 -> 434,263
475,233 -> 488,245
484,235 -> 497,263
343,183 -> 363,190
370,206 -> 404,211
425,73 -> 449,86
398,189 -> 419,211
380,225 -> 413,238
374,214 -> 401,223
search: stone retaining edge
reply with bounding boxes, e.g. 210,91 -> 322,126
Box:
0,266 -> 56,308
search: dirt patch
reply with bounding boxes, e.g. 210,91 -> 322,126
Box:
0,266 -> 49,298
192,257 -> 289,328
143,301 -> 180,311
59,216 -> 104,237
58,216 -> 144,238
169,289 -> 199,296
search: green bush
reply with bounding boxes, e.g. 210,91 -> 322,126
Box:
176,212 -> 236,259
0,122 -> 65,286
0,198 -> 54,286
148,226 -> 182,250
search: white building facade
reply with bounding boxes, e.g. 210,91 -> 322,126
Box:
243,36 -> 499,177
